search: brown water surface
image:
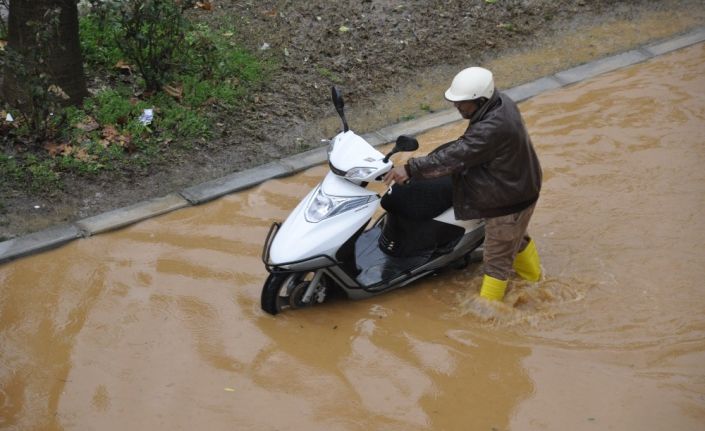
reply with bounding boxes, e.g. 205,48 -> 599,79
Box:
2,44 -> 705,430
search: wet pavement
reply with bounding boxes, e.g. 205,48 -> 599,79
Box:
1,43 -> 705,430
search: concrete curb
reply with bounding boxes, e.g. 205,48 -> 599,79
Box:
180,161 -> 292,204
0,224 -> 82,262
75,193 -> 190,236
554,49 -> 652,84
504,77 -> 564,103
1,27 -> 704,265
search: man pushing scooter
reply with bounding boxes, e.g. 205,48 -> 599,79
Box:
383,67 -> 543,301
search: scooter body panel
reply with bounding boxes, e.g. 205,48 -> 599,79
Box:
319,170 -> 377,198
329,131 -> 390,180
434,207 -> 484,232
268,172 -> 380,265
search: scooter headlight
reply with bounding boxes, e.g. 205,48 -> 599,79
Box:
344,167 -> 377,181
305,187 -> 372,223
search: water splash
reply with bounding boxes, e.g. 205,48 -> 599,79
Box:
455,275 -> 587,328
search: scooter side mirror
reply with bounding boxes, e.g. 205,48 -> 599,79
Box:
383,135 -> 419,163
395,135 -> 419,152
331,86 -> 349,132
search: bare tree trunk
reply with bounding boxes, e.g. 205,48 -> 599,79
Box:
2,0 -> 88,108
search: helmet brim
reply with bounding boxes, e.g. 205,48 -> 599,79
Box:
444,89 -> 467,102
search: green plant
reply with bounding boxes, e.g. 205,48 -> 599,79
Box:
88,88 -> 141,125
79,14 -> 123,69
81,0 -> 123,23
217,44 -> 264,83
182,24 -> 266,83
24,155 -> 61,191
2,7 -> 69,141
158,101 -> 210,139
178,25 -> 266,108
316,67 -> 341,83
51,106 -> 87,142
498,23 -> 516,32
118,0 -> 188,91
57,153 -> 103,174
400,114 -> 416,121
0,154 -> 22,183
182,76 -> 241,107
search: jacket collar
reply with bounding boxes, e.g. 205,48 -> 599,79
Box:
469,89 -> 501,124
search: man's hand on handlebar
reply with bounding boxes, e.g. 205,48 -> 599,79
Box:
383,165 -> 410,186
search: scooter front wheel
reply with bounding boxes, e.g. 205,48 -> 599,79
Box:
261,272 -> 317,315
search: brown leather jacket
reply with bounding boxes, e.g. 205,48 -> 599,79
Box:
406,90 -> 542,219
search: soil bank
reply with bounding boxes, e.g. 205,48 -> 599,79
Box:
1,0 -> 704,241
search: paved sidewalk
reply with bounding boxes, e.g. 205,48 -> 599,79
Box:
1,27 -> 704,264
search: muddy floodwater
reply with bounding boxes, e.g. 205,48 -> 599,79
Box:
2,43 -> 705,430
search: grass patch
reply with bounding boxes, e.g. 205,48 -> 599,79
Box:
2,7 -> 269,195
400,114 -> 416,121
79,15 -> 123,69
1,154 -> 61,192
316,67 -> 342,83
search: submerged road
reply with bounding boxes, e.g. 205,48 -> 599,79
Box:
1,43 -> 705,430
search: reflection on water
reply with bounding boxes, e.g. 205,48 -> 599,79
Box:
1,44 -> 705,430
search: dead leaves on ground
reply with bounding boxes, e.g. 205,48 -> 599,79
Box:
43,120 -> 136,160
101,124 -> 135,152
195,1 -> 212,11
162,83 -> 184,101
43,141 -> 93,162
115,60 -> 133,75
47,85 -> 71,101
75,117 -> 100,132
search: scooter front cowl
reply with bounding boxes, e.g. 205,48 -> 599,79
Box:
268,173 -> 380,269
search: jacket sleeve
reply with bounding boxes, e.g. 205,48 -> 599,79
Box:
406,121 -> 499,179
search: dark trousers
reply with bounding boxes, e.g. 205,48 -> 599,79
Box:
381,176 -> 453,220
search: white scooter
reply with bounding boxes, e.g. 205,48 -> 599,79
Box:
260,87 -> 485,315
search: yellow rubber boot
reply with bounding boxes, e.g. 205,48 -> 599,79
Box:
480,275 -> 508,301
513,239 -> 541,281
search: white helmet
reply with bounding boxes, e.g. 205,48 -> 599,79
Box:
444,67 -> 495,102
